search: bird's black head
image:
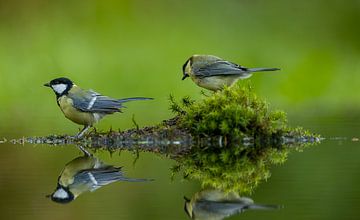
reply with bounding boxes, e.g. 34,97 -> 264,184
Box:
49,185 -> 75,204
44,77 -> 74,97
182,57 -> 191,80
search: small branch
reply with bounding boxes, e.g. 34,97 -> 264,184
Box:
132,114 -> 139,130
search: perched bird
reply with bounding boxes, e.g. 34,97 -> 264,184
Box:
44,77 -> 152,138
182,55 -> 280,91
184,189 -> 280,220
49,155 -> 153,203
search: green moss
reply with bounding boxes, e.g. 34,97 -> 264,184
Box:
170,83 -> 288,139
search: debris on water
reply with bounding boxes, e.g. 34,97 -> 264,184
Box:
328,137 -> 348,141
0,138 -> 7,144
11,128 -> 320,156
351,137 -> 359,142
281,135 -> 321,145
11,135 -> 74,145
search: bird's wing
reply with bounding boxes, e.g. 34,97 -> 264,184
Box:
194,61 -> 249,78
72,167 -> 124,192
72,167 -> 151,192
68,89 -> 125,114
196,201 -> 247,217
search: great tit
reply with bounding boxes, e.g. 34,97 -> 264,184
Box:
184,189 -> 279,220
49,155 -> 153,204
182,55 -> 280,91
44,77 -> 152,138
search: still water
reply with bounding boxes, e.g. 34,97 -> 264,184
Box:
0,114 -> 360,220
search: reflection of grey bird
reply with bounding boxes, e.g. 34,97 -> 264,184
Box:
49,155 -> 153,204
184,189 -> 279,220
44,77 -> 152,138
182,55 -> 280,91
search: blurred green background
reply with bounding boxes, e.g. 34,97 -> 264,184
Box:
1,0 -> 360,137
1,0 -> 360,219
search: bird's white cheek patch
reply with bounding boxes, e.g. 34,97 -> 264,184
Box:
53,188 -> 69,199
52,84 -> 67,94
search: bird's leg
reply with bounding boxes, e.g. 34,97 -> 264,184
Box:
75,125 -> 91,139
77,145 -> 92,157
200,90 -> 212,97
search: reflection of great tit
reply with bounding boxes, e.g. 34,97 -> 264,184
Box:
49,155 -> 153,204
182,55 -> 280,91
184,189 -> 279,220
44,77 -> 152,138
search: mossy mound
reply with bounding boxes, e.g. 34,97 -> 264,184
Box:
170,83 -> 288,139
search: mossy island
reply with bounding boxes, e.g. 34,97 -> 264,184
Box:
17,83 -> 320,195
19,83 -> 320,147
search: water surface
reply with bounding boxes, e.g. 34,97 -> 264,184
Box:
1,114 -> 359,220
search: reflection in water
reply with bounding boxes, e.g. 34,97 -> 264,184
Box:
176,139 -> 316,219
48,154 -> 153,204
184,189 -> 279,220
173,141 -> 293,194
17,132 -> 318,215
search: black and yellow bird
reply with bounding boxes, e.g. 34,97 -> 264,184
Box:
182,55 -> 280,91
49,155 -> 153,203
44,77 -> 152,138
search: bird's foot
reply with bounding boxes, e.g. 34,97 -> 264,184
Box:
76,145 -> 92,157
74,126 -> 91,139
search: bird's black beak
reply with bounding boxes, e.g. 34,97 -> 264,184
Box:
44,83 -> 50,87
182,74 -> 189,80
183,196 -> 190,202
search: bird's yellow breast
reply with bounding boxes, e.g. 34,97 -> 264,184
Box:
58,96 -> 95,126
191,75 -> 240,91
59,156 -> 96,186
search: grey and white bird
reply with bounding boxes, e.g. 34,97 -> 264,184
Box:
44,77 -> 152,138
182,55 -> 280,91
49,155 -> 153,204
184,189 -> 280,220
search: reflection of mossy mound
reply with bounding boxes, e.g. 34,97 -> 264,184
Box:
170,84 -> 287,139
173,143 -> 289,195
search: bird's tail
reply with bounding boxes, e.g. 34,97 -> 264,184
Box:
246,204 -> 282,210
118,97 -> 153,103
248,67 -> 280,73
120,177 -> 155,182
